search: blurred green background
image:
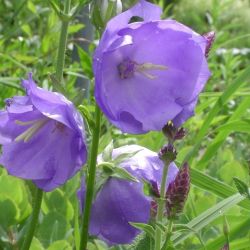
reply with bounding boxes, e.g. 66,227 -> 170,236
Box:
0,0 -> 250,249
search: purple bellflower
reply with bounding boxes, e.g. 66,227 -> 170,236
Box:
78,145 -> 178,245
0,73 -> 87,192
94,0 -> 212,134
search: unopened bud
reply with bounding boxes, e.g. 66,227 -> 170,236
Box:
158,144 -> 177,162
91,0 -> 122,30
203,31 -> 215,58
166,162 -> 190,218
162,122 -> 186,142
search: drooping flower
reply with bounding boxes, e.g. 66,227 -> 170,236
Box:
94,0 -> 212,134
0,73 -> 87,192
78,145 -> 179,245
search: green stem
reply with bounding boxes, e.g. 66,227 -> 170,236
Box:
161,219 -> 173,250
154,160 -> 170,250
21,188 -> 43,250
55,0 -> 71,84
80,105 -> 101,250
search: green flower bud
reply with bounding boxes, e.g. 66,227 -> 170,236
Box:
91,0 -> 122,30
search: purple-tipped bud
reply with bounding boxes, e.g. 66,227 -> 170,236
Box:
166,162 -> 190,218
158,144 -> 177,162
203,31 -> 215,58
162,122 -> 186,142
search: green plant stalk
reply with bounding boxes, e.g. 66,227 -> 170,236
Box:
161,219 -> 173,250
154,160 -> 170,250
21,188 -> 43,250
55,0 -> 71,84
80,105 -> 101,250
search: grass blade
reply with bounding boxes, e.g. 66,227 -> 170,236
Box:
183,66 -> 250,164
172,193 -> 245,245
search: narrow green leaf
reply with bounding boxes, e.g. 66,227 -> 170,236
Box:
113,150 -> 142,165
111,167 -> 138,182
129,222 -> 155,239
183,66 -> 250,164
130,233 -> 151,250
230,238 -> 250,250
215,119 -> 250,134
78,105 -> 95,131
198,96 -> 250,168
102,141 -> 114,162
191,168 -> 250,210
172,193 -> 245,245
205,218 -> 250,250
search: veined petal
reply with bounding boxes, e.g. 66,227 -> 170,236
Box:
1,119 -> 87,191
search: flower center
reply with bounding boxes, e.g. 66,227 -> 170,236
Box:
117,58 -> 167,80
14,118 -> 49,143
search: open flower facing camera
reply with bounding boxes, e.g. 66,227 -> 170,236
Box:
0,73 -> 87,191
94,0 -> 212,134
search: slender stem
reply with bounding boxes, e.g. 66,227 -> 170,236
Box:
21,188 -> 43,250
80,105 -> 101,250
154,160 -> 170,250
161,219 -> 173,250
55,0 -> 71,84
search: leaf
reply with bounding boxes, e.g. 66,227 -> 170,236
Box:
0,77 -> 23,90
113,149 -> 142,165
78,105 -> 95,131
230,238 -> 250,250
102,140 -> 114,162
183,66 -> 250,164
130,233 -> 152,250
68,24 -> 85,34
47,240 -> 71,250
111,167 -> 138,182
172,193 -> 246,246
77,46 -> 93,79
233,177 -> 250,199
129,222 -> 155,239
206,218 -> 250,250
190,168 -> 250,210
30,237 -> 45,250
198,97 -> 250,168
0,198 -> 18,229
154,222 -> 166,233
215,119 -> 250,134
37,212 -> 70,248
44,189 -> 74,221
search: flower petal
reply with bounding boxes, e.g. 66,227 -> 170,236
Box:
1,120 -> 87,191
22,73 -> 85,136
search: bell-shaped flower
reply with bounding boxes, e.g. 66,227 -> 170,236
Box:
78,145 -> 178,245
0,73 -> 87,191
94,0 -> 212,134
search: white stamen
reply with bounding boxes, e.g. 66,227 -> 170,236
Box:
15,119 -> 40,126
15,118 -> 48,143
135,62 -> 167,80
